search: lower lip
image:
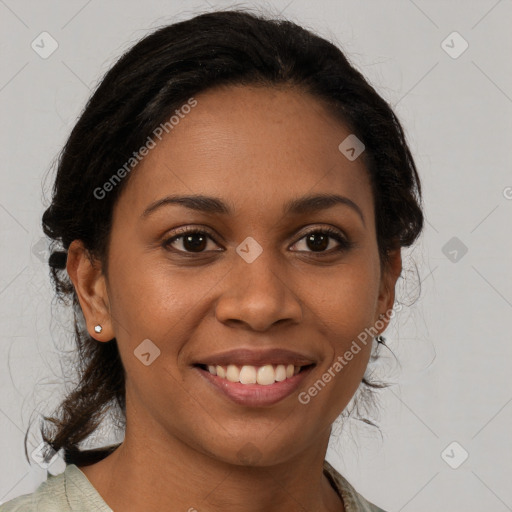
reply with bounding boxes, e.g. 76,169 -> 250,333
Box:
195,365 -> 314,407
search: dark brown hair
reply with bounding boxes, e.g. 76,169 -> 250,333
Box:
29,8 -> 423,467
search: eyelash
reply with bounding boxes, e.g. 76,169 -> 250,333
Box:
162,226 -> 354,256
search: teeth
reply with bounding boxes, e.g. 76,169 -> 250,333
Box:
226,364 -> 240,382
275,364 -> 287,382
240,365 -> 257,384
205,363 -> 303,385
257,365 -> 274,385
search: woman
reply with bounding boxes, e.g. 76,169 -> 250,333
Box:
1,8 -> 423,512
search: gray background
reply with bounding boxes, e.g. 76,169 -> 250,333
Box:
1,1 -> 511,510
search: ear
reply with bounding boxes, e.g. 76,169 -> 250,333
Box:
66,240 -> 114,342
374,247 -> 402,334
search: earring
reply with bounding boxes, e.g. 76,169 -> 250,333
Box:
376,334 -> 386,345
94,325 -> 103,333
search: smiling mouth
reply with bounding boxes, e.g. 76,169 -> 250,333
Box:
195,363 -> 315,386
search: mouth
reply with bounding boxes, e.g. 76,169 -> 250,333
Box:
195,363 -> 315,385
194,362 -> 316,407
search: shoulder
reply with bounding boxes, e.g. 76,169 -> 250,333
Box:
0,470 -> 67,512
0,464 -> 111,512
323,460 -> 388,512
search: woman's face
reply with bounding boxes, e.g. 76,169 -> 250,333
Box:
75,84 -> 400,466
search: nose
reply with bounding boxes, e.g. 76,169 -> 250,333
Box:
214,249 -> 303,331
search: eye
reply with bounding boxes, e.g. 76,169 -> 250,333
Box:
291,227 -> 353,254
162,227 -> 221,254
162,226 -> 353,255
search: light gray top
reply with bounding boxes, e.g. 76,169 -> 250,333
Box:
1,460 -> 386,511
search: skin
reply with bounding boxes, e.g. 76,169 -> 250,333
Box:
67,84 -> 401,512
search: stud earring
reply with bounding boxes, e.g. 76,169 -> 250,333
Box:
94,325 -> 103,333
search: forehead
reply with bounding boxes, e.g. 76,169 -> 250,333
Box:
116,84 -> 374,225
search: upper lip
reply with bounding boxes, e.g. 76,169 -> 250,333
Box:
194,348 -> 316,367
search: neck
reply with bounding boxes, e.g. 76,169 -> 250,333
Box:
79,420 -> 344,512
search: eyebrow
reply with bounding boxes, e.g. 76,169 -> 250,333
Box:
141,193 -> 365,226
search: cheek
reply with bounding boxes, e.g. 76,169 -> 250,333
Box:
307,258 -> 380,389
299,272 -> 378,427
106,255 -> 226,381
312,260 -> 380,337
106,262 -> 204,408
108,255 -> 206,335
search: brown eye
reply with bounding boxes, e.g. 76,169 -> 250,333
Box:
163,228 -> 220,253
291,227 -> 353,254
305,232 -> 330,251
